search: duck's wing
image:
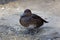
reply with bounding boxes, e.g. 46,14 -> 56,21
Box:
31,14 -> 48,23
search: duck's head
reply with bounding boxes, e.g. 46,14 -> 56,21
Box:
23,9 -> 32,16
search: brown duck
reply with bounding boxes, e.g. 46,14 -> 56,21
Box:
19,9 -> 48,29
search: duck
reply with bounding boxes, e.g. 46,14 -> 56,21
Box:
19,9 -> 48,29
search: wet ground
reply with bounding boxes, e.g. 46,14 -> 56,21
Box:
0,0 -> 60,40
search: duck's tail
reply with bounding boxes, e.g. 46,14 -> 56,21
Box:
42,19 -> 48,23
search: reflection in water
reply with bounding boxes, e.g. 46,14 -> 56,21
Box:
18,26 -> 53,36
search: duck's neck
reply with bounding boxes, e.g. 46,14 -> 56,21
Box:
22,13 -> 32,17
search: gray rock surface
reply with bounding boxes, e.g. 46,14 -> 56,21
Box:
0,0 -> 60,40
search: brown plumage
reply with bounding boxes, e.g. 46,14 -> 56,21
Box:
19,9 -> 48,29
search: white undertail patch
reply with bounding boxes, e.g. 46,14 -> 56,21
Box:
27,24 -> 36,29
